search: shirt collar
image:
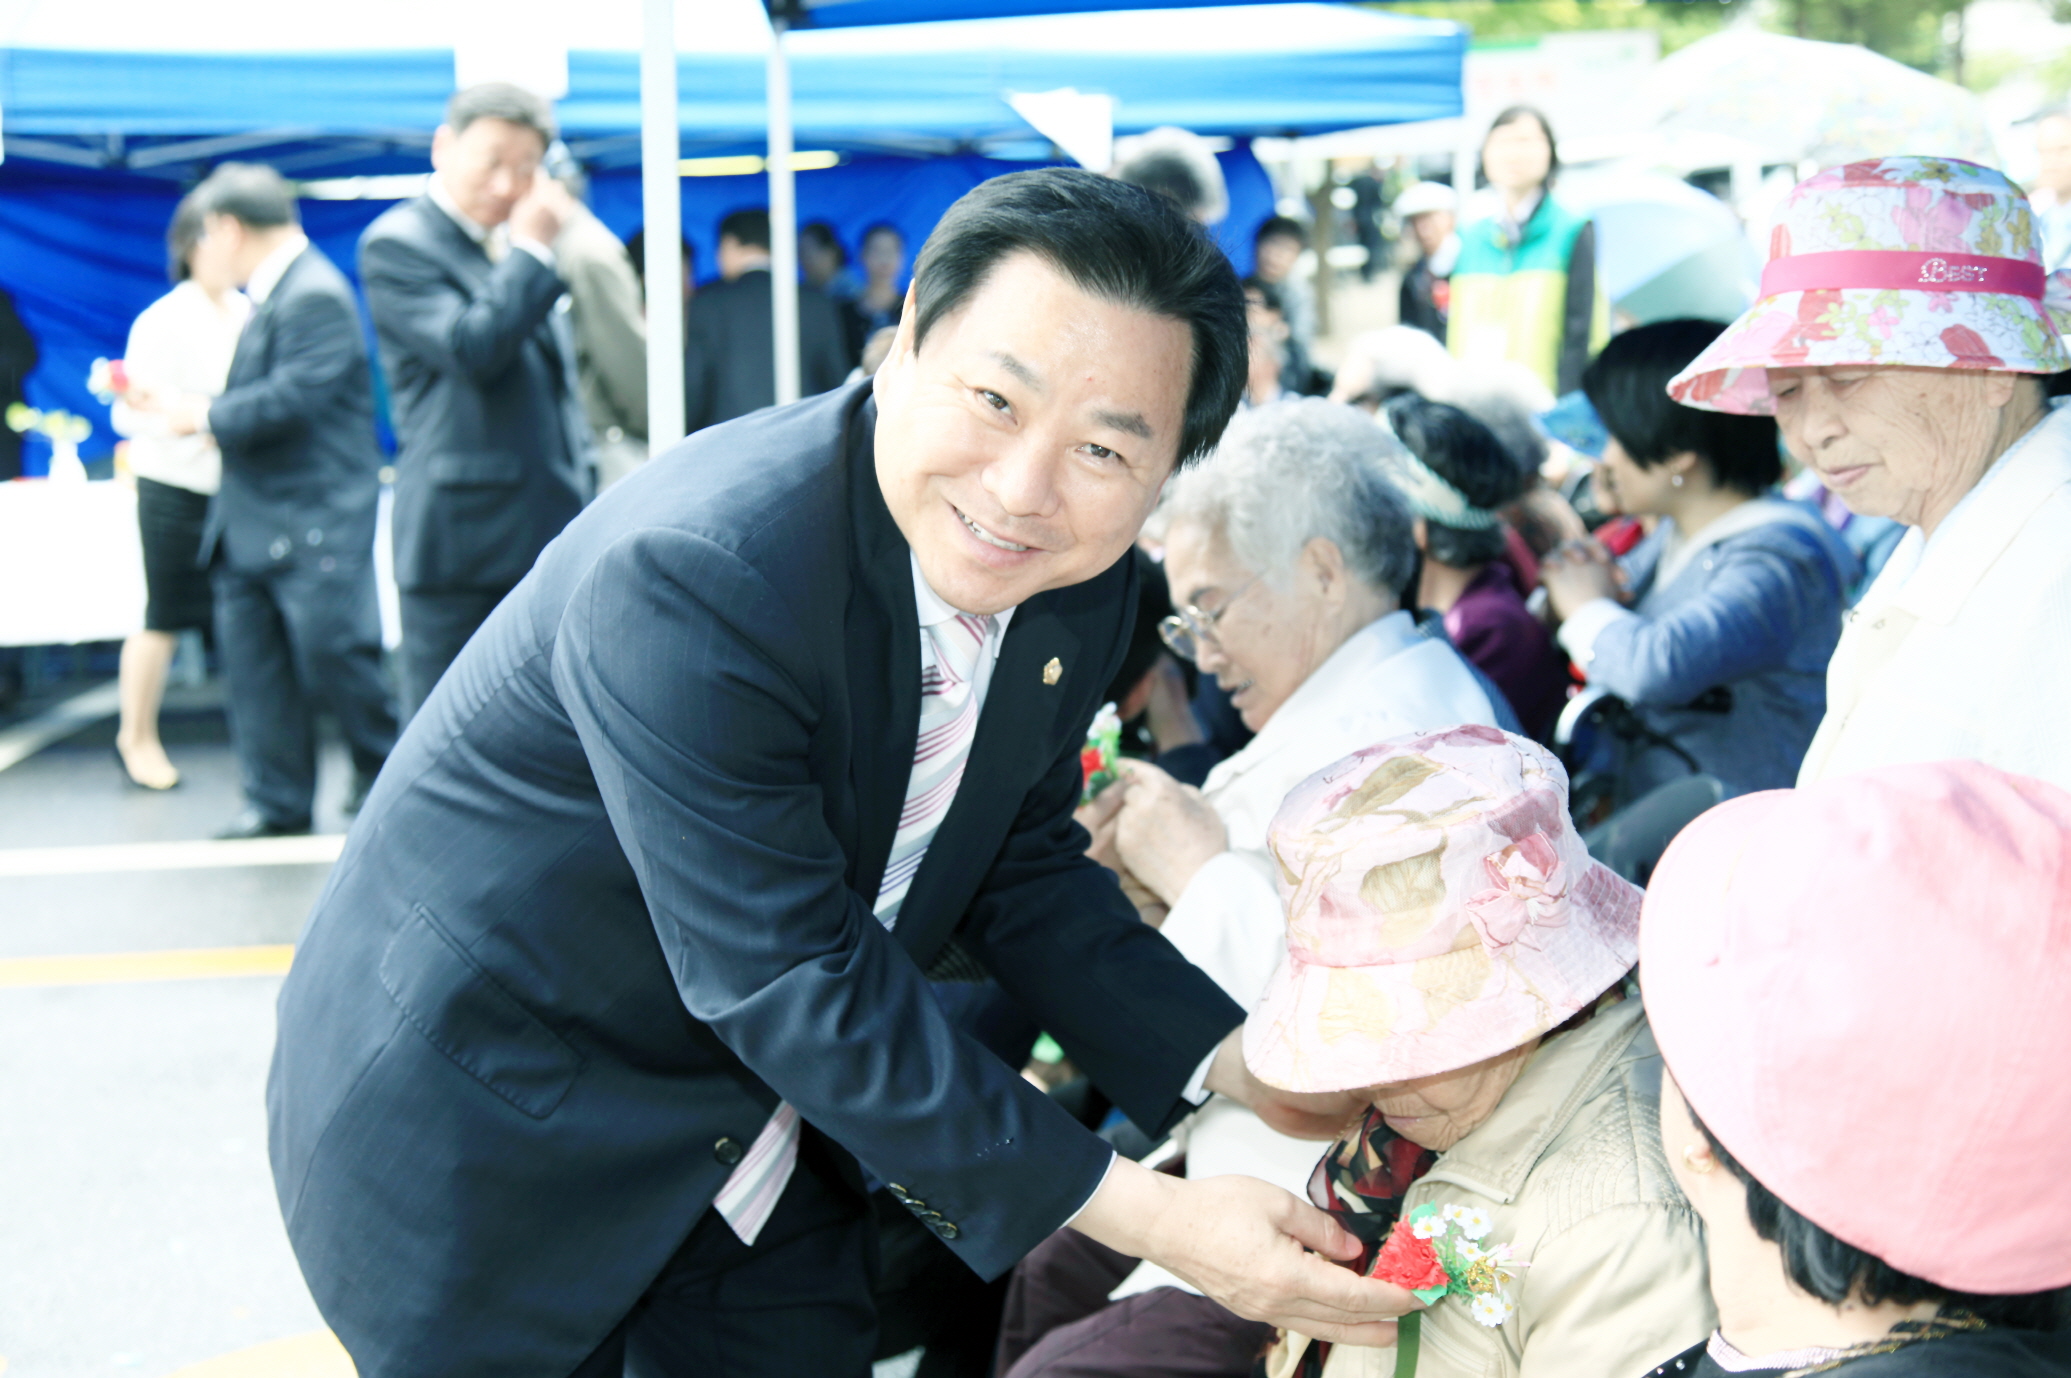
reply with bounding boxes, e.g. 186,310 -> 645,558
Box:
429,176 -> 496,248
245,233 -> 310,306
911,550 -> 1016,652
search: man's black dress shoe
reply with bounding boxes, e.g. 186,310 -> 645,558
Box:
213,809 -> 312,840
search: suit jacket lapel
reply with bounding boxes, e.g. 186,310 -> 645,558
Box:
844,398 -> 918,907
228,247 -> 308,385
893,601 -> 1081,967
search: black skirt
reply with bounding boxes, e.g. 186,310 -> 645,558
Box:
136,475 -> 214,632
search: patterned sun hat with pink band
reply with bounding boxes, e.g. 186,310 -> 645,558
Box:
1243,725 -> 1642,1094
1668,156 -> 2071,415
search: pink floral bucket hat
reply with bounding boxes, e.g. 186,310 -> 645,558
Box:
1244,725 -> 1641,1094
1669,156 -> 2071,415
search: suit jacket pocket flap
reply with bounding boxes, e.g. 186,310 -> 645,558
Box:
427,451 -> 525,487
379,905 -> 582,1119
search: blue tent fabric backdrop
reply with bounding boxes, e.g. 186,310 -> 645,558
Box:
0,147 -> 1275,474
0,7 -> 1465,157
0,1 -> 1459,471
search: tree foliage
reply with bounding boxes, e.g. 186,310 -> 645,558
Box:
1379,0 -> 1966,77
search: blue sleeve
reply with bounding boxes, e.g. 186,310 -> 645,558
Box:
1583,538 -> 1835,708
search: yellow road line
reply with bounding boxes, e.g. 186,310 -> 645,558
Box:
165,1329 -> 355,1377
0,834 -> 344,879
0,944 -> 294,989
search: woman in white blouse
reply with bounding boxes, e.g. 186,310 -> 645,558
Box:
109,194 -> 250,789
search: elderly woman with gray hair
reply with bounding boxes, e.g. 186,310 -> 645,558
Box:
995,399 -> 1500,1378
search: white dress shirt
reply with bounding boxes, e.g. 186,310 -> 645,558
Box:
244,232 -> 310,307
110,281 -> 249,494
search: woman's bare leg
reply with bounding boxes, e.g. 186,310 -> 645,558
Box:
115,629 -> 180,789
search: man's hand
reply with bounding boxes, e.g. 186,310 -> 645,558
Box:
1112,760 -> 1227,905
1073,775 -> 1131,876
1071,1159 -> 1421,1345
510,177 -> 577,248
1203,1028 -> 1366,1140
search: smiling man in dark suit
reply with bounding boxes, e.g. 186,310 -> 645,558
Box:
270,170 -> 1414,1378
360,82 -> 591,719
132,163 -> 396,837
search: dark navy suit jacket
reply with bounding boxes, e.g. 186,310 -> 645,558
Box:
267,382 -> 1242,1376
202,245 -> 383,572
360,197 -> 588,594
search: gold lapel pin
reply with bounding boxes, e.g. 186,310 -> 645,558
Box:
1042,657 -> 1062,686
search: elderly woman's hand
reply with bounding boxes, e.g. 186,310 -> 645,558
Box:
1541,538 -> 1623,622
1113,760 -> 1228,906
1077,777 -> 1171,924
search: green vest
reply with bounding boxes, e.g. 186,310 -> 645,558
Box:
1446,194 -> 1608,396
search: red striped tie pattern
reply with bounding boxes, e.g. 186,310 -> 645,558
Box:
714,610 -> 996,1245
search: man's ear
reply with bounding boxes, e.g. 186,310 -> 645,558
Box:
430,124 -> 454,170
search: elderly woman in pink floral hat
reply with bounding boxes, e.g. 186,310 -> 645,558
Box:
1639,760 -> 2071,1375
1667,156 -> 2071,788
1247,724 -> 1714,1378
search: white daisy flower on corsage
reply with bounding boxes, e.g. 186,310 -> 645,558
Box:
1412,1215 -> 1447,1240
1453,1206 -> 1493,1239
1456,1240 -> 1485,1262
1470,1291 -> 1514,1327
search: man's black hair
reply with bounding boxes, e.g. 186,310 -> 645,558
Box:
1255,214 -> 1309,249
446,82 -> 556,146
800,221 -> 845,262
193,162 -> 299,231
1482,104 -> 1562,190
912,169 -> 1245,469
167,191 -> 207,283
1690,1108 -> 2068,1331
1383,394 -> 1523,567
719,209 -> 772,252
1583,319 -> 1782,496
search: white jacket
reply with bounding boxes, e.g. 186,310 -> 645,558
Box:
1798,400 -> 2071,790
1112,609 -> 1498,1300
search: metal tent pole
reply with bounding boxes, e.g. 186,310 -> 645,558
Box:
767,15 -> 801,406
641,0 -> 687,446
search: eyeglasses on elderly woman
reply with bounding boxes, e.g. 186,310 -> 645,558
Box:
1155,573 -> 1262,663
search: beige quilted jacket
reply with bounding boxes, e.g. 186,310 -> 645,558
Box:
1268,998 -> 1715,1378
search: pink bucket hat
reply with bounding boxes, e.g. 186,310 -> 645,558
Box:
1243,725 -> 1641,1093
1668,156 -> 2071,415
1641,761 -> 2071,1294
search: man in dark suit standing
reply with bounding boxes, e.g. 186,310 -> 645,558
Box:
360,83 -> 590,719
132,164 -> 396,837
684,207 -> 853,432
270,170 -> 1415,1378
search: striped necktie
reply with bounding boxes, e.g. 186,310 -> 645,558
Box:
713,610 -> 996,1245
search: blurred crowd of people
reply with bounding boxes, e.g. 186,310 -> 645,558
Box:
65,69 -> 2071,1378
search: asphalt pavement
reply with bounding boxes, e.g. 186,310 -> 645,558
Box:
0,680 -> 341,1377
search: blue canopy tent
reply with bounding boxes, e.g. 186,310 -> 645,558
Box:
0,0 -> 1464,470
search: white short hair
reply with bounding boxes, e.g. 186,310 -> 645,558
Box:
1162,398 -> 1415,596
